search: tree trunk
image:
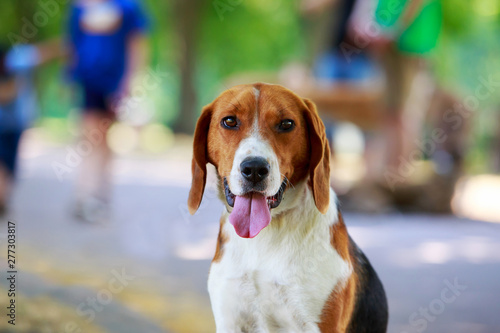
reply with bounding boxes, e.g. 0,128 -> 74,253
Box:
172,0 -> 204,134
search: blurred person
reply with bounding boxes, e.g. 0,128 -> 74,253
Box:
0,41 -> 63,216
300,0 -> 381,153
342,0 -> 446,212
305,0 -> 441,162
366,0 -> 442,173
304,0 -> 379,86
67,0 -> 149,222
302,0 -> 450,213
316,0 -> 441,177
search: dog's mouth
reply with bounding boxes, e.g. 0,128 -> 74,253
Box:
224,178 -> 287,210
224,178 -> 287,238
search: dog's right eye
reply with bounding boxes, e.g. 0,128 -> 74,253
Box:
222,116 -> 239,129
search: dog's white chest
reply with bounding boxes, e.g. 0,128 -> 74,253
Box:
208,198 -> 351,333
210,270 -> 320,333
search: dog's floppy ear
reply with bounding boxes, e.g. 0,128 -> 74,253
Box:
188,103 -> 213,215
302,98 -> 331,214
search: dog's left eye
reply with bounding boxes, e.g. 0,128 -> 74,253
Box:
222,116 -> 238,129
278,119 -> 295,132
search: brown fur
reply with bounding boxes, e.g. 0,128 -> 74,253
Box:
318,211 -> 357,332
330,212 -> 350,261
213,216 -> 228,263
318,273 -> 357,333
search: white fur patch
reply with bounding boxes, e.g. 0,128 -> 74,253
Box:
253,87 -> 260,107
208,186 -> 351,332
228,132 -> 281,198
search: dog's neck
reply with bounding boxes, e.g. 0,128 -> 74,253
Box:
269,180 -> 338,233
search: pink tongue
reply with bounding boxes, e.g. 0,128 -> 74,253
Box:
229,193 -> 271,238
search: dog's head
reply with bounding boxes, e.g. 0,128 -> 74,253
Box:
188,83 -> 330,238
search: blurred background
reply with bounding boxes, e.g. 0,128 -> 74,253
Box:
0,0 -> 500,332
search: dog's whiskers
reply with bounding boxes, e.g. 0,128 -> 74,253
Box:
281,174 -> 294,189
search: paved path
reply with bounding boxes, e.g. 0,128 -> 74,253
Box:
1,135 -> 500,333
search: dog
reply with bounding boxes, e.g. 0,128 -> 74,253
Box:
188,83 -> 388,333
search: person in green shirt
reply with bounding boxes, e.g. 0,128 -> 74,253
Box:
376,0 -> 441,54
370,0 -> 442,176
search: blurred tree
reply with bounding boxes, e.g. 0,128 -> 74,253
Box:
172,0 -> 206,134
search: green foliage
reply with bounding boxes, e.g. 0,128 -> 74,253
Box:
440,0 -> 472,35
432,0 -> 500,169
197,0 -> 306,105
0,0 -> 67,45
200,0 -> 305,76
1,0 -> 500,167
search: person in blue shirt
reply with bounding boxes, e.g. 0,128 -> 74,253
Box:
67,0 -> 149,222
0,41 -> 63,215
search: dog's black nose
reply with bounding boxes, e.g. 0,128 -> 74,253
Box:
240,157 -> 270,183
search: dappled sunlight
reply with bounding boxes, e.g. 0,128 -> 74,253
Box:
175,238 -> 217,260
417,241 -> 453,264
452,175 -> 500,223
107,123 -> 139,154
107,122 -> 175,155
6,244 -> 215,333
0,288 -> 107,333
390,237 -> 500,267
473,0 -> 500,16
330,122 -> 367,191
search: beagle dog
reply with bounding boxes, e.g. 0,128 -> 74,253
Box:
188,83 -> 388,333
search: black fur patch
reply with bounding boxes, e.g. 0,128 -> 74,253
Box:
346,235 -> 388,333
